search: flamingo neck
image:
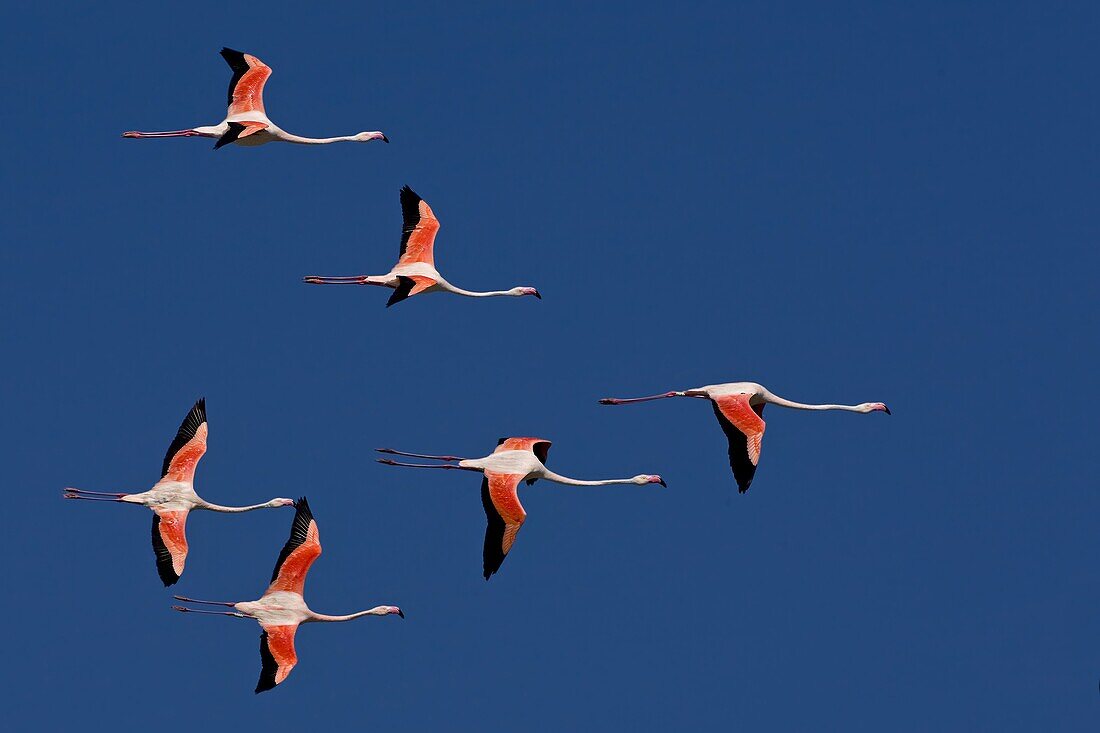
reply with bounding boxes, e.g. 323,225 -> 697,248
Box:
443,284 -> 517,298
539,470 -> 635,487
309,607 -> 388,622
278,132 -> 359,145
762,391 -> 862,412
198,501 -> 276,513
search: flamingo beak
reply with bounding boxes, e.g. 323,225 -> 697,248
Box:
381,134 -> 390,143
651,476 -> 667,487
396,608 -> 405,619
883,405 -> 891,415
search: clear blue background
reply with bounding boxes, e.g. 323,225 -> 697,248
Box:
1,1 -> 1096,729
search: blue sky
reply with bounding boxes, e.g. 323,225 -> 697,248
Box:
2,1 -> 1097,730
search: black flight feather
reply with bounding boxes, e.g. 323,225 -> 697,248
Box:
161,398 -> 206,478
270,497 -> 313,583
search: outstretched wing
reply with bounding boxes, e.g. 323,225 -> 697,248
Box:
221,47 -> 272,116
214,120 -> 267,150
493,437 -> 551,485
710,395 -> 766,493
266,498 -> 321,596
385,275 -> 436,307
396,185 -> 441,267
151,508 -> 189,586
161,398 -> 207,483
256,624 -> 299,694
481,472 -> 527,580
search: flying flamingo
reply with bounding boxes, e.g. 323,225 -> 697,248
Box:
598,381 -> 889,493
377,437 -> 664,579
173,497 -> 403,693
63,399 -> 294,586
121,48 -> 388,149
302,186 -> 541,305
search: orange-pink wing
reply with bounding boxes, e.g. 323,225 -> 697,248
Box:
494,437 -> 552,460
265,498 -> 321,596
161,399 -> 207,484
481,471 -> 527,580
236,121 -> 267,138
256,624 -> 299,693
396,185 -> 441,267
151,508 -> 189,586
386,274 -> 439,307
711,394 -> 767,493
221,48 -> 271,116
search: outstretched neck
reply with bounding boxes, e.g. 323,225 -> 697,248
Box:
540,470 -> 634,487
444,284 -> 517,298
762,390 -> 862,412
279,132 -> 360,145
309,607 -> 391,622
198,501 -> 276,513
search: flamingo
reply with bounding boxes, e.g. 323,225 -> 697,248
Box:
377,437 -> 664,579
63,399 -> 294,586
598,382 -> 889,493
302,185 -> 541,305
173,498 -> 403,693
121,48 -> 388,149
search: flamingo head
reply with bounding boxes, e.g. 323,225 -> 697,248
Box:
269,498 -> 296,507
383,606 -> 404,618
634,474 -> 667,487
859,402 -> 891,415
510,287 -> 541,299
354,131 -> 389,143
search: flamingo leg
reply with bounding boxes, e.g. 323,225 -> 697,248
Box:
173,606 -> 248,618
173,595 -> 235,606
376,448 -> 468,461
63,493 -> 123,502
303,275 -> 386,286
122,129 -> 200,138
377,459 -> 478,471
598,391 -> 685,405
64,488 -> 127,497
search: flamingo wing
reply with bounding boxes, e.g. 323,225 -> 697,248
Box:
710,394 -> 767,493
151,508 -> 189,586
221,48 -> 271,116
266,498 -> 321,595
160,398 -> 207,483
494,437 -> 553,485
214,120 -> 268,150
385,275 -> 436,307
256,624 -> 299,693
480,471 -> 527,580
396,185 -> 441,267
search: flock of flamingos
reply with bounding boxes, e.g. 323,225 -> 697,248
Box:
66,48 -> 891,694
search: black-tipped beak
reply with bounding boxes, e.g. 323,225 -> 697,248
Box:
381,134 -> 389,143
884,406 -> 892,415
397,609 -> 405,619
658,478 -> 667,487
533,289 -> 542,299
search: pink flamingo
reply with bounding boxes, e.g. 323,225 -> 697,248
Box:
122,48 -> 387,149
173,498 -> 403,693
599,381 -> 889,492
303,186 -> 541,305
377,437 -> 664,579
64,399 -> 294,586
